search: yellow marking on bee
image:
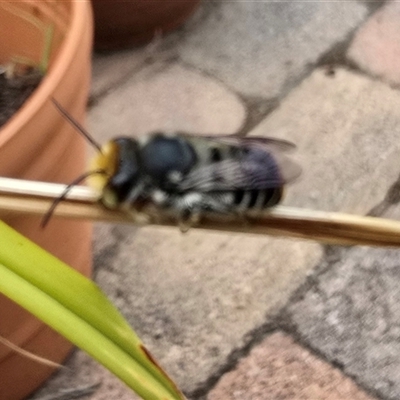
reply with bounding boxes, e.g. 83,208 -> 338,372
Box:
88,141 -> 118,191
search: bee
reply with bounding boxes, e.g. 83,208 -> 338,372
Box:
89,133 -> 301,223
46,100 -> 301,229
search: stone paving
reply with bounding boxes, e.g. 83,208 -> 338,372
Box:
31,1 -> 400,399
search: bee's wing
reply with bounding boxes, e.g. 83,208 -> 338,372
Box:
178,146 -> 301,192
196,134 -> 297,152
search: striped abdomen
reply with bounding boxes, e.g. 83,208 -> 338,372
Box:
232,188 -> 283,210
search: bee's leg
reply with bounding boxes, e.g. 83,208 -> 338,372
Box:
177,208 -> 201,233
176,192 -> 234,233
149,189 -> 199,231
120,203 -> 152,225
234,190 -> 260,223
129,208 -> 152,225
174,193 -> 205,232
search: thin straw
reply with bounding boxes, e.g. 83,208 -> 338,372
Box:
0,177 -> 400,247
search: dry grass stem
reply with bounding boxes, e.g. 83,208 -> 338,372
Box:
0,335 -> 64,369
0,177 -> 400,247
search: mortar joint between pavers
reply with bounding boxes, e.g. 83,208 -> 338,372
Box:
188,322 -> 280,400
276,312 -> 386,400
89,55 -> 177,108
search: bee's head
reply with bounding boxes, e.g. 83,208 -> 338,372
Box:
89,138 -> 141,209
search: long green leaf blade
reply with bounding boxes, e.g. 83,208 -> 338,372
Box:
0,221 -> 184,400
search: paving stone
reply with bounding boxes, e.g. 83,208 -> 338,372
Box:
249,67 -> 400,215
91,48 -> 151,100
208,332 -> 375,400
88,62 -> 246,143
286,203 -> 400,399
347,2 -> 400,86
90,33 -> 176,101
88,224 -> 322,394
174,0 -> 368,97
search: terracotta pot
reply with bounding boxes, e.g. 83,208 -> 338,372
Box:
0,2 -> 93,399
92,0 -> 202,51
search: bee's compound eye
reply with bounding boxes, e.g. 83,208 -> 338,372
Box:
106,138 -> 142,203
142,135 -> 196,185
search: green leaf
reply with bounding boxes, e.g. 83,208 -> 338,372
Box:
0,221 -> 185,400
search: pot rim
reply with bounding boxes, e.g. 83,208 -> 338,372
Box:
0,0 -> 90,147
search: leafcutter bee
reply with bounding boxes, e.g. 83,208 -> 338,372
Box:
45,100 -> 301,229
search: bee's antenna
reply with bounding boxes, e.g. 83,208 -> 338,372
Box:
41,169 -> 107,228
51,98 -> 103,153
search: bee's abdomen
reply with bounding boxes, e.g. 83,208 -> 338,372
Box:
233,188 -> 283,210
